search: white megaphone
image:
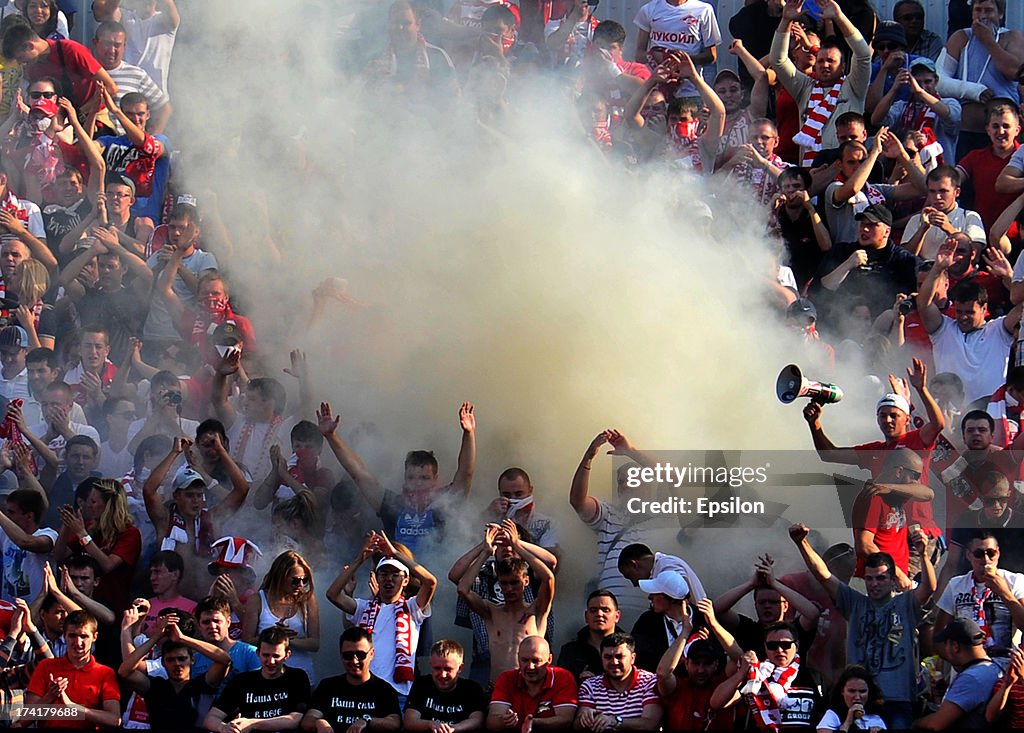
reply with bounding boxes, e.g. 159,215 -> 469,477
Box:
776,364 -> 844,405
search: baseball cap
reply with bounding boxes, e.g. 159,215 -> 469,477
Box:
639,570 -> 690,600
876,393 -> 911,415
0,326 -> 29,349
213,322 -> 242,346
30,98 -> 58,117
713,68 -> 741,85
376,557 -> 409,575
786,298 -> 817,322
873,21 -> 907,48
910,57 -> 937,74
105,173 -> 136,197
172,466 -> 206,492
933,618 -> 985,646
855,204 -> 893,227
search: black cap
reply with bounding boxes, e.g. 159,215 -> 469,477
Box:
686,638 -> 724,662
873,20 -> 907,48
933,618 -> 985,646
212,322 -> 241,346
787,298 -> 817,321
855,204 -> 893,227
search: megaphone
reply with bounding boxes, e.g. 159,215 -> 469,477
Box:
776,364 -> 844,405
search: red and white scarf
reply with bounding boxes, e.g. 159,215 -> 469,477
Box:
357,599 -> 415,683
741,657 -> 800,729
235,414 -> 284,474
794,81 -> 843,167
190,296 -> 233,349
161,504 -> 214,556
971,582 -> 995,647
898,102 -> 943,169
0,398 -> 36,475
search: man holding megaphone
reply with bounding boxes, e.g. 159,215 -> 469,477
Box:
802,357 -> 946,568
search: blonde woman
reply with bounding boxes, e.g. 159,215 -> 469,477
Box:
54,477 -> 142,612
243,549 -> 320,682
6,258 -> 53,348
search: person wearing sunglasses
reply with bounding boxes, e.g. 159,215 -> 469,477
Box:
204,625 -> 310,733
852,446 -> 934,590
789,522 -> 935,730
710,621 -> 825,730
301,626 -> 402,733
935,533 -> 1024,663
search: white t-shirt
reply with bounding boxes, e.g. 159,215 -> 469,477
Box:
0,370 -> 30,402
632,0 -> 720,97
900,206 -> 986,259
817,709 -> 887,730
1,526 -> 57,602
937,570 -> 1024,654
121,8 -> 177,92
227,417 -> 294,482
347,596 -> 430,696
929,316 -> 1014,403
143,248 -> 218,342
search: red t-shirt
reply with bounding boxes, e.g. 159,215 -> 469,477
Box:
663,674 -> 731,730
903,301 -> 955,357
491,667 -> 578,723
852,492 -> 909,576
957,144 -> 1021,234
775,87 -> 801,164
70,527 -> 142,612
26,655 -> 120,729
944,448 -> 1022,528
854,428 -> 940,536
990,678 -> 1024,729
25,39 -> 102,109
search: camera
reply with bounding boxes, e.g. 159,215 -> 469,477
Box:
898,299 -> 915,315
163,392 -> 182,406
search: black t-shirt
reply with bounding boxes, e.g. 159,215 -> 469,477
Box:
406,675 -> 487,725
76,284 -> 148,363
143,674 -> 218,733
212,666 -> 310,721
734,615 -> 817,659
309,674 -> 401,732
42,198 -> 91,262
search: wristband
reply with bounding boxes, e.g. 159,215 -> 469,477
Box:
81,533 -> 93,547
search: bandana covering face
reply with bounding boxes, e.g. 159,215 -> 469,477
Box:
505,496 -> 534,517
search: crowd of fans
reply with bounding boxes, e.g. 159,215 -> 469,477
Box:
0,0 -> 1020,731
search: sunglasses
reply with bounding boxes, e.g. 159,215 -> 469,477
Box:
342,650 -> 369,661
290,577 -> 310,588
875,42 -> 903,51
765,640 -> 795,651
983,496 -> 1010,506
29,91 -> 57,100
972,548 -> 999,559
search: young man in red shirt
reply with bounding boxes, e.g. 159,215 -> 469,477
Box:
958,101 -> 1021,233
24,609 -> 120,728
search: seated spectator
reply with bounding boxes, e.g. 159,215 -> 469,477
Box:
404,640 -> 486,731
815,664 -> 887,731
709,622 -> 825,730
574,632 -> 661,731
916,618 -> 1004,729
557,589 -> 623,684
117,614 -> 230,733
203,626 -> 310,733
901,166 -> 986,259
25,608 -> 120,726
486,635 -> 577,731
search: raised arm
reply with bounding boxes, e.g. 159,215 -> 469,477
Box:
379,531 -> 437,610
832,128 -> 884,204
206,432 -> 250,518
801,402 -> 860,465
325,538 -> 375,614
455,538 -> 495,620
916,239 -> 954,334
570,431 -> 610,523
680,53 -> 725,157
317,401 -> 384,511
505,520 -> 554,625
450,402 -> 476,495
788,523 -> 840,602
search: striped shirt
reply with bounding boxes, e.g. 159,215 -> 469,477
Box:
578,668 -> 659,718
585,501 -> 650,619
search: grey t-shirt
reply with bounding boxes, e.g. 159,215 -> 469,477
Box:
944,658 -> 1005,728
836,584 -> 922,703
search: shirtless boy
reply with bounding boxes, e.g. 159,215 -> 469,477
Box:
456,520 -> 554,684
